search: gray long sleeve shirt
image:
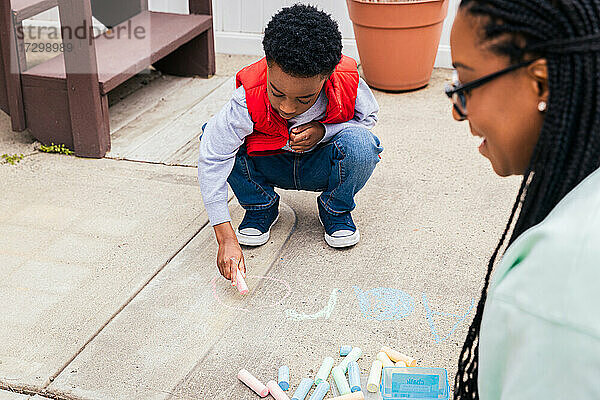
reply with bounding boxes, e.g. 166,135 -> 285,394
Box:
198,76 -> 379,226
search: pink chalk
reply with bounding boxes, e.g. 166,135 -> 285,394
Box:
238,369 -> 269,397
267,380 -> 290,400
236,268 -> 249,295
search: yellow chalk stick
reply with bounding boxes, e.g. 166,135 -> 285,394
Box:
376,351 -> 394,368
367,360 -> 383,393
381,346 -> 416,367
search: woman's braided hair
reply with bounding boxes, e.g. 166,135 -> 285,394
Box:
454,0 -> 600,398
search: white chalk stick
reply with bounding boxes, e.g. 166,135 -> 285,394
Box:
315,356 -> 334,385
308,381 -> 330,400
376,351 -> 394,368
268,380 -> 290,400
381,346 -> 416,367
347,361 -> 361,392
292,378 -> 313,400
278,365 -> 290,391
338,347 -> 362,372
332,366 -> 351,395
238,369 -> 269,397
340,344 -> 352,356
367,360 -> 383,393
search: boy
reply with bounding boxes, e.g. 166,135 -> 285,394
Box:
198,4 -> 382,283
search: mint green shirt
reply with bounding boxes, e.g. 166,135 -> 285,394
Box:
479,167 -> 600,399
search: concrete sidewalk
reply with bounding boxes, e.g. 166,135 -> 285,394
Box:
0,55 -> 520,399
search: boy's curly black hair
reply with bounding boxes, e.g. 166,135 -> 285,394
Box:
263,3 -> 343,78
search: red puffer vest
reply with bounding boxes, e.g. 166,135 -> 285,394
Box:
235,55 -> 359,156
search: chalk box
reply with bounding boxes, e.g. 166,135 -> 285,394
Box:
380,367 -> 449,400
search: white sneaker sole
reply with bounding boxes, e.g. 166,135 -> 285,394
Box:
236,214 -> 279,247
318,213 -> 360,248
324,229 -> 360,248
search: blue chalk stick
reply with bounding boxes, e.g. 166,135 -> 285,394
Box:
278,365 -> 290,391
292,378 -> 313,400
348,361 -> 361,392
308,381 -> 330,400
340,345 -> 352,356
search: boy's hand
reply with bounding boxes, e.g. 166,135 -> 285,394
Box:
214,222 -> 246,285
289,122 -> 325,152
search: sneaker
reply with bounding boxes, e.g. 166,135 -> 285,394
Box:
317,201 -> 360,248
236,198 -> 280,246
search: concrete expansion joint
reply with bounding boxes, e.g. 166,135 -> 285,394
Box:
103,157 -> 198,168
0,385 -> 80,400
16,217 -> 215,400
0,385 -> 34,397
35,390 -> 86,400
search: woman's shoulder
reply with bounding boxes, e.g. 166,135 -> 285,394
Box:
489,167 -> 600,337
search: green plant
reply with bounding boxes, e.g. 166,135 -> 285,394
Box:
1,153 -> 24,165
39,143 -> 74,155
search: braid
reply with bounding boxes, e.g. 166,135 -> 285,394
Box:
454,1 -> 600,398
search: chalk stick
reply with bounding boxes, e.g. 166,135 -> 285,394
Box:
347,361 -> 361,393
340,345 -> 352,356
268,380 -> 290,400
308,381 -> 330,400
278,366 -> 290,391
292,378 -> 313,400
376,351 -> 394,368
331,392 -> 365,400
381,346 -> 416,367
236,267 -> 249,295
367,360 -> 383,393
332,366 -> 351,396
395,360 -> 407,367
315,356 -> 334,385
338,347 -> 362,372
238,369 -> 269,397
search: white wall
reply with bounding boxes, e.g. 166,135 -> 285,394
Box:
30,0 -> 459,68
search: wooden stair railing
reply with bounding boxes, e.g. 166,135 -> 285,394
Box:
7,0 -> 215,157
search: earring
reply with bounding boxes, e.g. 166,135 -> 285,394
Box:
538,101 -> 547,112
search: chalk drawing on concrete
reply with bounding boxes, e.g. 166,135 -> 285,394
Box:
353,286 -> 415,321
422,293 -> 475,343
285,288 -> 341,321
210,274 -> 292,312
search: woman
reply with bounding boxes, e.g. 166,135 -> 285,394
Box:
446,0 -> 600,398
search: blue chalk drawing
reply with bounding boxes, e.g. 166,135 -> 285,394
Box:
422,293 -> 475,343
286,288 -> 341,321
353,286 -> 415,321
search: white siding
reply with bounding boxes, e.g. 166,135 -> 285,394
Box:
28,0 -> 460,67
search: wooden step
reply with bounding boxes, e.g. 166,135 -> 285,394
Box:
12,0 -> 141,25
12,0 -> 57,23
21,11 -> 212,95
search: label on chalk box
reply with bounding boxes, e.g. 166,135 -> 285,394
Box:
391,373 -> 441,398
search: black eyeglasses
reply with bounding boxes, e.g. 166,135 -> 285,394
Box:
445,59 -> 537,119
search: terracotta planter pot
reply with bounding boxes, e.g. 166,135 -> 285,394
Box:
346,0 -> 449,91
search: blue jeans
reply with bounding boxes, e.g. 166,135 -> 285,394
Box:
228,126 -> 383,215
